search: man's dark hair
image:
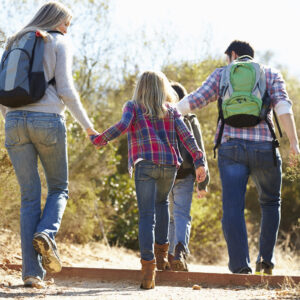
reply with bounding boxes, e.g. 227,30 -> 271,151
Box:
225,40 -> 254,58
171,81 -> 187,100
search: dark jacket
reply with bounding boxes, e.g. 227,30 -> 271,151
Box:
176,114 -> 210,190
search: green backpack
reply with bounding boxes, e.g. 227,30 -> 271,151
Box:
214,56 -> 282,164
220,56 -> 266,127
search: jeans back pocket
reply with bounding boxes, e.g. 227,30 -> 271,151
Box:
33,120 -> 58,146
5,119 -> 20,147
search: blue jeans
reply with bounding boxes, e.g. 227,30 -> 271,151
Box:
5,111 -> 68,280
218,139 -> 282,273
134,160 -> 177,261
168,173 -> 195,255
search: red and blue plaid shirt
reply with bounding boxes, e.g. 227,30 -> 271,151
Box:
177,64 -> 292,144
92,101 -> 204,176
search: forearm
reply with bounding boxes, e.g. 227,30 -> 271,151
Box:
176,69 -> 220,115
278,113 -> 299,145
177,127 -> 204,168
103,121 -> 129,141
93,108 -> 134,146
176,98 -> 191,115
91,124 -> 123,146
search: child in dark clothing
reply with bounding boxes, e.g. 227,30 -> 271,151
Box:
168,82 -> 210,271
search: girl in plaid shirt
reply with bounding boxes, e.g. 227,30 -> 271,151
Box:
91,71 -> 206,289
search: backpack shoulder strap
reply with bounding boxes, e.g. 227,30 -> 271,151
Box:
250,61 -> 266,98
47,30 -> 64,36
219,65 -> 231,98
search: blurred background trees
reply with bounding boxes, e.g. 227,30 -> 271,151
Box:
0,0 -> 299,264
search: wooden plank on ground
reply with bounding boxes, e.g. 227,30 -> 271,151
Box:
2,264 -> 299,288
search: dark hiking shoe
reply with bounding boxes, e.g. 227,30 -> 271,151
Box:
236,267 -> 252,274
255,261 -> 273,275
171,242 -> 188,272
33,233 -> 62,273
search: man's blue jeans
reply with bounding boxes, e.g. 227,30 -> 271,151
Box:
135,160 -> 177,261
5,111 -> 68,280
218,138 -> 282,273
168,173 -> 195,255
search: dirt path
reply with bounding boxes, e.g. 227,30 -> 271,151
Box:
1,274 -> 299,300
1,229 -> 299,299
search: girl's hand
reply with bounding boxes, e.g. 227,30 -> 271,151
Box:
195,166 -> 206,183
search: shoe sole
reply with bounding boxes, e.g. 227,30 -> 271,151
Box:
140,281 -> 155,289
156,263 -> 170,271
171,260 -> 188,272
24,277 -> 45,289
255,271 -> 272,276
33,235 -> 62,273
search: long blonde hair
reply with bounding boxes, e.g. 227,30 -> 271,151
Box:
132,71 -> 178,118
6,1 -> 72,49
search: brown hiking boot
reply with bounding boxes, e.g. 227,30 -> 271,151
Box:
168,253 -> 174,265
171,242 -> 188,272
154,243 -> 170,270
140,259 -> 156,289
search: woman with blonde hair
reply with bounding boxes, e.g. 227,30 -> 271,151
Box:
0,1 -> 97,287
91,70 -> 206,289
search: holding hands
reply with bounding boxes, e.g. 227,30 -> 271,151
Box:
195,166 -> 208,199
86,127 -> 99,137
195,166 -> 206,183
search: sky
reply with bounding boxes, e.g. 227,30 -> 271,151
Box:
0,0 -> 299,81
109,0 -> 300,79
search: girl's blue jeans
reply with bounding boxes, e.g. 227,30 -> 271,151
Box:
134,160 -> 177,261
218,138 -> 282,273
168,173 -> 195,255
5,111 -> 68,280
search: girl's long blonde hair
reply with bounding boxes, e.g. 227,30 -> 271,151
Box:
6,1 -> 72,49
132,71 -> 178,118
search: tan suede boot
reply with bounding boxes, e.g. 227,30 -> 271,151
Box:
154,243 -> 170,270
140,259 -> 156,289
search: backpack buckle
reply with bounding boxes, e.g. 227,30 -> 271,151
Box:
272,139 -> 280,148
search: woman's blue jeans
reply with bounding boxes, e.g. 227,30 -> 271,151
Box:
5,111 -> 68,280
218,139 -> 282,273
168,173 -> 195,255
134,160 -> 177,261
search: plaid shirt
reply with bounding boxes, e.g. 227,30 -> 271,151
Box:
92,101 -> 204,176
177,63 -> 292,144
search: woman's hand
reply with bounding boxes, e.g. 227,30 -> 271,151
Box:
86,127 -> 99,136
195,166 -> 206,183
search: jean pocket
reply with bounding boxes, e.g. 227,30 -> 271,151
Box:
254,148 -> 281,168
218,144 -> 239,164
135,164 -> 155,180
33,120 -> 58,146
5,119 -> 20,146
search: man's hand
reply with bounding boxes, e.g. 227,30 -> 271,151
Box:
278,113 -> 299,166
289,143 -> 300,167
290,143 -> 300,155
195,166 -> 206,183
